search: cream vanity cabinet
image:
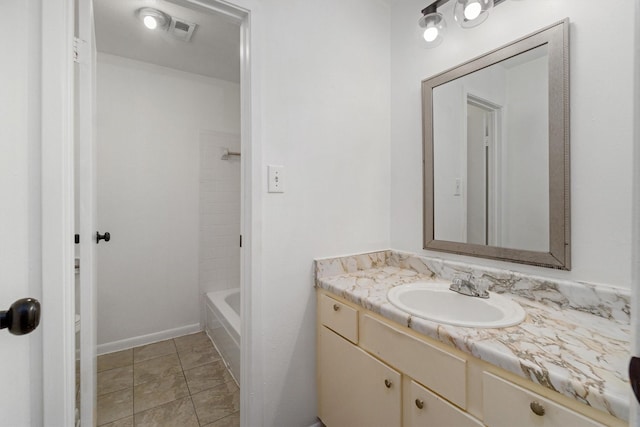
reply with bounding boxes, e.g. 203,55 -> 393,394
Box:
318,323 -> 401,426
317,294 -> 402,426
317,290 -> 623,427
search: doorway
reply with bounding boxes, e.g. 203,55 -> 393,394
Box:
464,94 -> 501,247
73,0 -> 251,425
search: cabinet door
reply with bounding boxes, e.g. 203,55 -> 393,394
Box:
318,325 -> 401,427
405,380 -> 483,427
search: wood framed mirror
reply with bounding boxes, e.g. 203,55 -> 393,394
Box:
422,19 -> 570,269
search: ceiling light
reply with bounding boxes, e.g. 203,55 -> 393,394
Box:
137,8 -> 170,31
454,0 -> 494,29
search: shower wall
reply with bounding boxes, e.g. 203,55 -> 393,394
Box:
96,53 -> 240,351
198,130 -> 241,300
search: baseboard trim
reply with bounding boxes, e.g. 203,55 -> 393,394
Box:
97,323 -> 202,355
308,421 -> 323,427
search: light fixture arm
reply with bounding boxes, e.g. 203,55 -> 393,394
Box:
421,0 -> 505,16
421,0 -> 450,16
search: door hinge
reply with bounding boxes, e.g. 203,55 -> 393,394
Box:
73,37 -> 88,64
240,235 -> 242,248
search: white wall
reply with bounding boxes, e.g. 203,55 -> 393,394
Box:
96,53 -> 240,346
391,0 -> 635,288
503,55 -> 549,251
0,0 -> 42,424
199,130 -> 241,300
257,0 -> 391,425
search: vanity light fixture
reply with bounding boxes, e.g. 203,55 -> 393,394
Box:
418,4 -> 447,48
454,0 -> 494,28
137,7 -> 170,31
419,0 -> 505,47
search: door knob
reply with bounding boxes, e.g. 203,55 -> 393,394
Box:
96,231 -> 111,244
630,356 -> 640,404
0,298 -> 41,335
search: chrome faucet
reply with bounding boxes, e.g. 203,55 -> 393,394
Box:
449,276 -> 489,299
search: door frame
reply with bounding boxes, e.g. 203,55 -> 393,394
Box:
466,94 -> 502,247
461,91 -> 503,247
41,0 -> 264,425
77,0 -> 98,424
631,1 -> 640,425
42,0 -> 76,424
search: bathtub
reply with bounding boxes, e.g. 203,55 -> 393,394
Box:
205,289 -> 240,385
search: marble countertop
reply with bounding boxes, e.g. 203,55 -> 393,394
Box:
315,251 -> 631,421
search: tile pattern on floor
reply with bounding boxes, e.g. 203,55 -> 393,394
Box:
97,332 -> 239,427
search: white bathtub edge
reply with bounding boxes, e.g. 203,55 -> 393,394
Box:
97,323 -> 201,356
206,289 -> 240,346
205,289 -> 241,385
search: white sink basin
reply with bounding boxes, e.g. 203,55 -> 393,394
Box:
387,282 -> 525,328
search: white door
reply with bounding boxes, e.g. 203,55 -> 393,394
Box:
0,1 -> 44,424
76,0 -> 98,424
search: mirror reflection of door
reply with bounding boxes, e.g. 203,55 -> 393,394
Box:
465,96 -> 499,246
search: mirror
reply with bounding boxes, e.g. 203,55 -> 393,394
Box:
422,19 -> 570,269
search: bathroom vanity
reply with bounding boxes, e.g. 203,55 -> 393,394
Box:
315,251 -> 629,427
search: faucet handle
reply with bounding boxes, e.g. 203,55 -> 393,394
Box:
452,274 -> 472,286
474,281 -> 490,298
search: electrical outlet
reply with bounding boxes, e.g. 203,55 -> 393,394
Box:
268,165 -> 284,193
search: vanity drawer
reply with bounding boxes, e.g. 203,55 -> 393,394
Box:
360,314 -> 467,409
319,294 -> 358,344
483,372 -> 605,427
406,380 -> 482,427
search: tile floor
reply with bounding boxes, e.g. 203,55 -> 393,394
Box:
96,332 -> 239,427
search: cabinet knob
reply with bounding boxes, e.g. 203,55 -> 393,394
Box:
530,401 -> 545,416
384,379 -> 392,389
333,304 -> 340,311
415,398 -> 425,409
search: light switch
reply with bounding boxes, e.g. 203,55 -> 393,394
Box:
454,178 -> 461,196
268,165 -> 284,193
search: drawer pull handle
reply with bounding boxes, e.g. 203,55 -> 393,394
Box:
415,399 -> 424,409
530,401 -> 545,416
333,304 -> 340,311
384,379 -> 392,389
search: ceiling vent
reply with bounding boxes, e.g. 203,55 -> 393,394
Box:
169,17 -> 197,42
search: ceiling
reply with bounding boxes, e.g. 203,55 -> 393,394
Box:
94,0 -> 240,83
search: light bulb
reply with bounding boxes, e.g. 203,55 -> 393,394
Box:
418,11 -> 446,48
454,0 -> 493,28
464,2 -> 482,20
423,27 -> 439,43
143,15 -> 158,30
